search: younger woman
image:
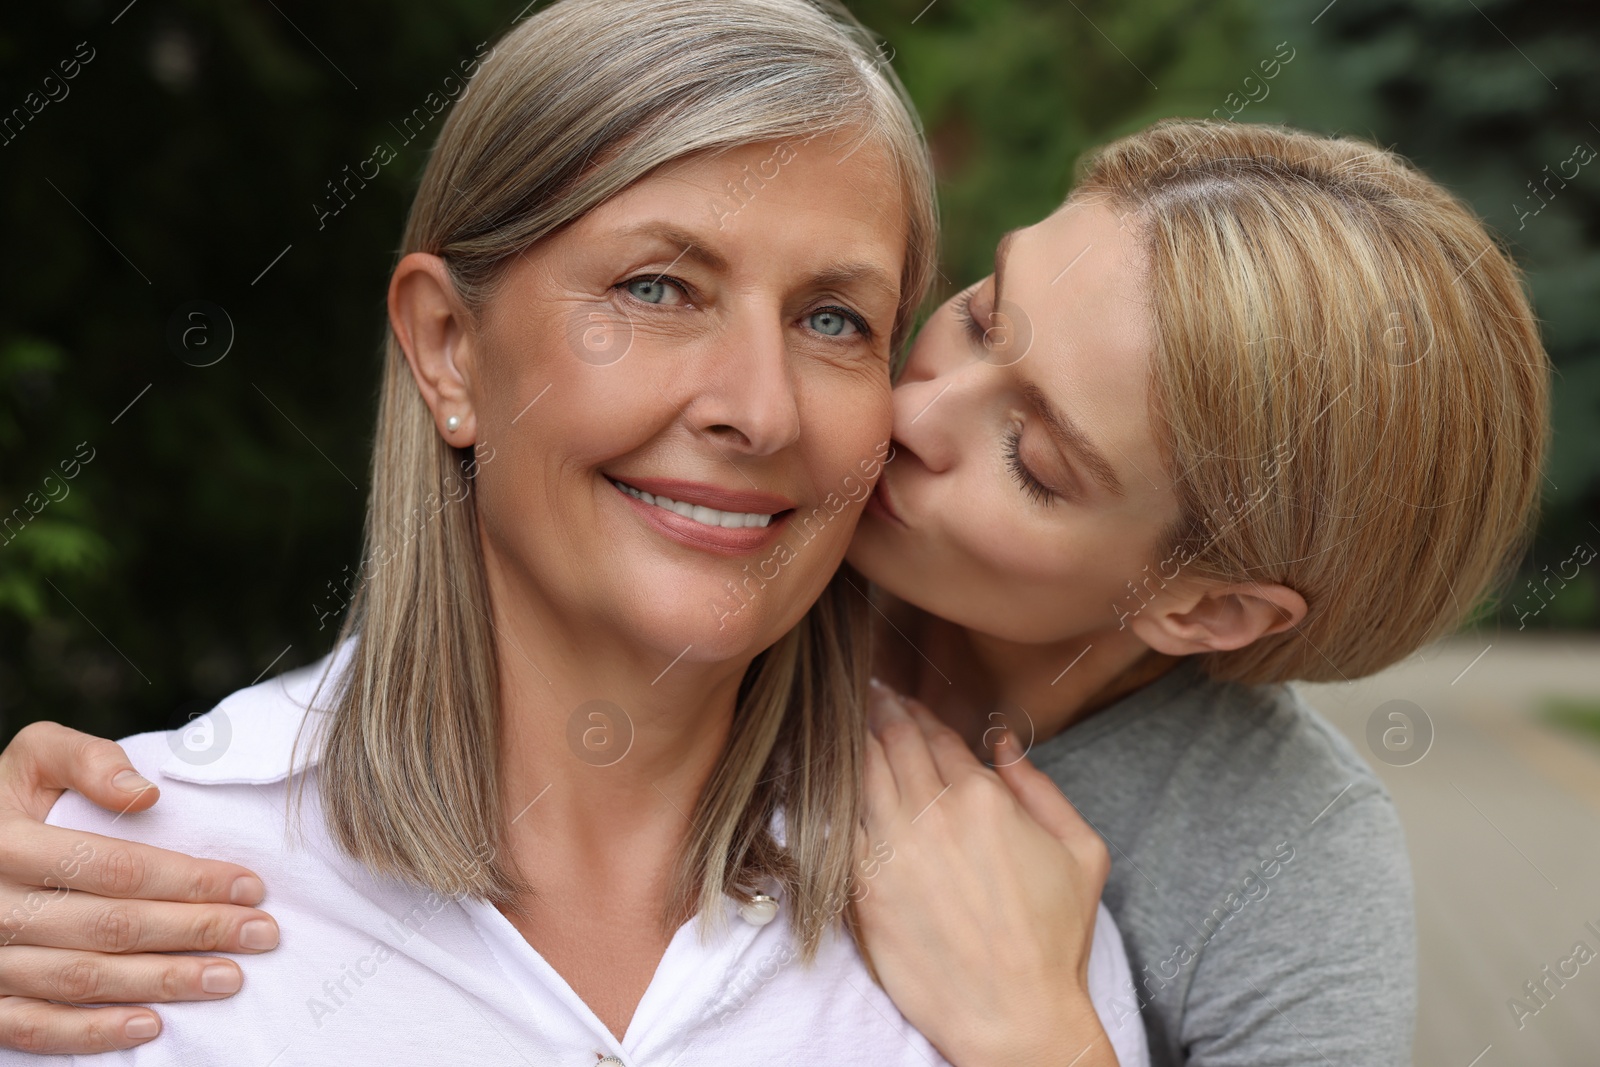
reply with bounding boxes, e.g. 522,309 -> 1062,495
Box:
847,120 -> 1547,1065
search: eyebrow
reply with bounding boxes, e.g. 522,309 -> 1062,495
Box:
614,223 -> 729,275
810,263 -> 901,305
1020,381 -> 1124,498
613,222 -> 899,304
993,227 -> 1021,309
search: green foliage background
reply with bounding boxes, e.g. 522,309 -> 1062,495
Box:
2,0 -> 1596,744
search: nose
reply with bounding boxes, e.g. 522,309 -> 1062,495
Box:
890,326 -> 987,474
684,304 -> 801,456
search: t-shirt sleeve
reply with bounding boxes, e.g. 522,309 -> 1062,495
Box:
1177,788 -> 1417,1066
1089,900 -> 1153,1067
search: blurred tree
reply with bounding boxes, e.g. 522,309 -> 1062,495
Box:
847,0 -> 1261,290
1,0 -> 514,741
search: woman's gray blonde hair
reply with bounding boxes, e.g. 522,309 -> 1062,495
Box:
304,0 -> 937,962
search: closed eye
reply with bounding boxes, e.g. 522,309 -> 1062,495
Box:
952,285 -> 988,345
1004,425 -> 1060,507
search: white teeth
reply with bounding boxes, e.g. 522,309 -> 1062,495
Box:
611,479 -> 775,529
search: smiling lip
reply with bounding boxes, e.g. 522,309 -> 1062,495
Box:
611,476 -> 796,515
608,474 -> 795,556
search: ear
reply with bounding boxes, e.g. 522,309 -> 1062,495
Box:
388,252 -> 480,447
1127,580 -> 1307,656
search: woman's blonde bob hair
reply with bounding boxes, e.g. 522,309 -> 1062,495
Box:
1075,120 -> 1550,684
306,0 -> 937,960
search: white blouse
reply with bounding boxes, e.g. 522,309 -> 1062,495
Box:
41,646 -> 1150,1067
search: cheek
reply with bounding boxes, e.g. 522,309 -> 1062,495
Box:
954,498 -> 1161,602
468,429 -> 563,557
786,371 -> 891,558
480,319 -> 664,457
469,348 -> 668,550
801,365 -> 893,484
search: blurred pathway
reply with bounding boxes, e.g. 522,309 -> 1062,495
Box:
1297,634 -> 1600,1067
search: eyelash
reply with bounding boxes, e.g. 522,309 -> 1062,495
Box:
953,287 -> 987,344
617,272 -> 686,296
615,274 -> 872,340
812,304 -> 873,340
1004,425 -> 1059,507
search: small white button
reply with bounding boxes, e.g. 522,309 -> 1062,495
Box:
738,893 -> 779,927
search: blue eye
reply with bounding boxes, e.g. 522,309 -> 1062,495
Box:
807,308 -> 860,338
625,278 -> 676,304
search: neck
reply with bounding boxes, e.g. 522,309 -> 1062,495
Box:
873,592 -> 1180,755
474,553 -> 761,1039
484,565 -> 750,901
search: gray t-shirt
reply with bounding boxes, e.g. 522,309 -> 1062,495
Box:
1029,660 -> 1415,1067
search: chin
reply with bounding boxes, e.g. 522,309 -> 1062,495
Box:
618,575 -> 795,664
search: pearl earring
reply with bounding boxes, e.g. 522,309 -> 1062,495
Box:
445,415 -> 461,432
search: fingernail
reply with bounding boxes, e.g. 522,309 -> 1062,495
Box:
230,875 -> 265,906
201,964 -> 241,994
114,770 -> 153,793
125,1015 -> 160,1040
240,919 -> 279,950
